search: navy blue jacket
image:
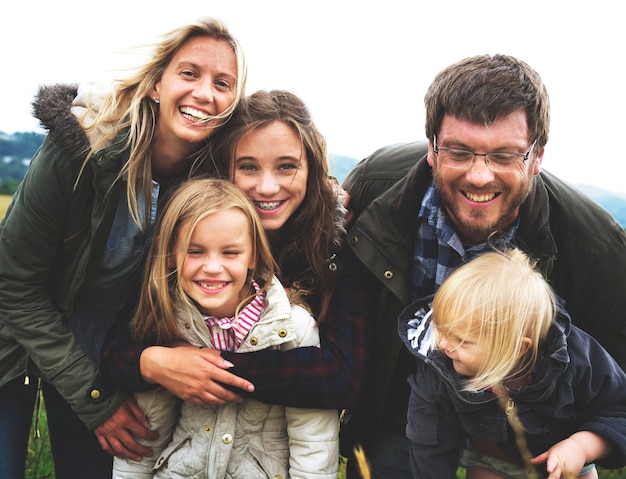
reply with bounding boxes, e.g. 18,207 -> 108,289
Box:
398,296 -> 626,478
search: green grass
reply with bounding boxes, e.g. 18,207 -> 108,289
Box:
26,397 -> 54,479
0,194 -> 12,217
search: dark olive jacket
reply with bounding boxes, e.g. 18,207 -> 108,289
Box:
0,84 -> 130,429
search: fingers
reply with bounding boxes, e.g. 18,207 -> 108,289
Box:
182,374 -> 246,406
196,349 -> 255,393
95,431 -> 115,456
545,454 -> 562,479
185,390 -> 233,406
531,452 -> 563,479
93,398 -> 157,460
95,426 -> 150,461
211,366 -> 255,393
198,347 -> 236,369
530,452 -> 548,465
124,396 -> 150,427
114,397 -> 157,440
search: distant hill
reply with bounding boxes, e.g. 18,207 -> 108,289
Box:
575,184 -> 626,228
329,153 -> 359,184
0,132 -> 46,194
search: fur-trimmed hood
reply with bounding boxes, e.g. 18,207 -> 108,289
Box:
31,82 -> 114,159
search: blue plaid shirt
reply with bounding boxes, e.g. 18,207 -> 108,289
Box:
412,183 -> 519,300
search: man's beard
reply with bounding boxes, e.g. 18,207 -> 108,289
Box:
432,167 -> 535,244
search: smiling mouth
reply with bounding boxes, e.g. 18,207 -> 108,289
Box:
254,200 -> 283,211
463,191 -> 498,202
180,106 -> 211,123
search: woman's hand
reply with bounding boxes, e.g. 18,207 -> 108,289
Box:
139,344 -> 255,405
94,396 -> 158,460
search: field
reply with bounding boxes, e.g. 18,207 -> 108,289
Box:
2,194 -> 625,479
0,194 -> 12,215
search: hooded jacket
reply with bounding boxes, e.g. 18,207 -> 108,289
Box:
113,276 -> 339,479
0,84 -> 136,428
340,141 -> 626,455
397,295 -> 626,477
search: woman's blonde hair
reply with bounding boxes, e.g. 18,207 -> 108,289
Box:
80,17 -> 247,227
130,178 -> 275,344
432,248 -> 556,392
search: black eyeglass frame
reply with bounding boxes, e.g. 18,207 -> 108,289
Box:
432,135 -> 537,170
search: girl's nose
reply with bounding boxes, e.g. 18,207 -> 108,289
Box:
202,255 -> 222,273
256,173 -> 280,195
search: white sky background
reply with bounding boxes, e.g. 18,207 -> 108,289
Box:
1,0 -> 624,195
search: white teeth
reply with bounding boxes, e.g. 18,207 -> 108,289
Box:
198,281 -> 226,290
465,192 -> 496,202
255,201 -> 281,211
180,107 -> 211,123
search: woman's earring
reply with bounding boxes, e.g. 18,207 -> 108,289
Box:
152,97 -> 160,104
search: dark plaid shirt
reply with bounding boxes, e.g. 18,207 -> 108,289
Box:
412,184 -> 518,300
102,244 -> 372,409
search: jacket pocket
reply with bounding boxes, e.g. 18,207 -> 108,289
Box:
226,444 -> 289,479
152,433 -> 196,476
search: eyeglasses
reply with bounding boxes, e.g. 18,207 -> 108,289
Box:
433,135 -> 536,173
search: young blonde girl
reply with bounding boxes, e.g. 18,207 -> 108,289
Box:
113,178 -> 338,479
398,248 -> 626,479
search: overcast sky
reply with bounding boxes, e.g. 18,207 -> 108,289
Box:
2,0 -> 624,194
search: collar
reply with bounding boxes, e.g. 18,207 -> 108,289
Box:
203,280 -> 266,351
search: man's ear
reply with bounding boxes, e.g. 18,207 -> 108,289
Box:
533,146 -> 545,176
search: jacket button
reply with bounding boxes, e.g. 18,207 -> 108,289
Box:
328,262 -> 337,272
222,433 -> 233,444
249,337 -> 259,346
205,425 -> 211,432
184,323 -> 191,329
350,236 -> 359,245
90,389 -> 101,400
384,270 -> 393,280
277,328 -> 288,338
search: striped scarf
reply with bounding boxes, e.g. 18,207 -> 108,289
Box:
202,280 -> 266,351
